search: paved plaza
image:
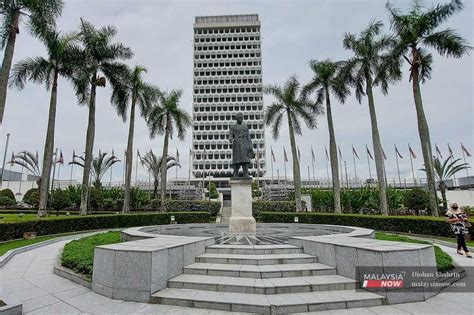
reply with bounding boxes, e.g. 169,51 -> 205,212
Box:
0,239 -> 473,314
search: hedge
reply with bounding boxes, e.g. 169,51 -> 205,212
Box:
0,211 -> 210,241
259,212 -> 474,237
252,200 -> 304,216
149,199 -> 221,216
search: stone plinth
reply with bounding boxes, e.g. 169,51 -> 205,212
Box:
229,178 -> 256,234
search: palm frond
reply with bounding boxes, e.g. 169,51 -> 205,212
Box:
423,29 -> 471,58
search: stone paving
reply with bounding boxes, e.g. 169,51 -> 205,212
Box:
0,239 -> 473,314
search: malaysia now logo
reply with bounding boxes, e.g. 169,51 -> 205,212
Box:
361,272 -> 405,289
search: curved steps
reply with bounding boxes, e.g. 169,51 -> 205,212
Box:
151,244 -> 386,313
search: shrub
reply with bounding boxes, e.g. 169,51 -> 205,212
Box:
0,189 -> 15,201
89,187 -> 104,211
50,189 -> 72,210
149,199 -> 221,216
252,200 -> 301,217
130,187 -> 150,209
61,231 -> 122,278
259,212 -> 474,237
64,186 -> 81,209
404,188 -> 432,215
23,188 -> 39,208
207,182 -> 219,199
0,211 -> 210,241
0,196 -> 16,207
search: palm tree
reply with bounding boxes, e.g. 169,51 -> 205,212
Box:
342,21 -> 402,215
422,157 -> 470,210
146,89 -> 191,208
10,151 -> 41,187
386,0 -> 471,216
140,150 -> 180,199
0,0 -> 63,124
69,152 -> 120,189
303,60 -> 351,213
110,65 -> 160,213
10,29 -> 82,216
73,19 -> 132,214
265,76 -> 323,211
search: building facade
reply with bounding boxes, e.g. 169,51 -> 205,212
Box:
192,14 -> 266,178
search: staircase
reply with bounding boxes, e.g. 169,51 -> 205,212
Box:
151,244 -> 385,313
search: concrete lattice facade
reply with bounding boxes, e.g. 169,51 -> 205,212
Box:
192,14 -> 266,178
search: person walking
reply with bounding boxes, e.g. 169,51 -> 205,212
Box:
445,202 -> 472,258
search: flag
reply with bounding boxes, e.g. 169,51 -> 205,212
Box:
137,149 -> 141,159
461,143 -> 471,157
189,148 -> 193,159
338,146 -> 343,160
176,148 -> 179,162
448,143 -> 454,158
297,146 -> 301,161
283,147 -> 288,162
203,148 -> 207,159
352,146 -> 360,159
395,145 -> 403,159
72,149 -> 76,162
409,144 -> 416,159
311,146 -> 315,162
271,147 -> 276,162
58,150 -> 64,164
325,146 -> 329,161
111,149 -> 115,159
435,144 -> 443,159
366,145 -> 373,160
10,151 -> 14,164
381,147 -> 387,160
35,150 -> 39,160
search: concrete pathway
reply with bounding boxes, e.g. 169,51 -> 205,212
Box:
0,239 -> 473,314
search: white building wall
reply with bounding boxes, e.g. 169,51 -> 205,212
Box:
192,14 -> 266,178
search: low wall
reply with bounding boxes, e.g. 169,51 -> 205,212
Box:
92,234 -> 214,302
289,235 -> 437,304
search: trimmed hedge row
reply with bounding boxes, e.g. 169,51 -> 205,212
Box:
0,212 -> 210,241
149,199 -> 221,216
252,200 -> 302,216
259,212 -> 474,237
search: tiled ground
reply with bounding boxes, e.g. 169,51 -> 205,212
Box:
0,239 -> 473,314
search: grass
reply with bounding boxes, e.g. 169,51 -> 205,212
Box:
375,232 -> 454,272
61,231 -> 122,279
0,235 -> 58,256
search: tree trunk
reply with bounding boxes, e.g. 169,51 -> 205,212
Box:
0,9 -> 20,124
325,88 -> 341,213
411,54 -> 438,216
80,75 -> 97,215
38,70 -> 59,216
123,97 -> 136,213
153,178 -> 159,199
366,76 -> 388,215
159,123 -> 170,209
439,181 -> 447,211
287,111 -> 302,211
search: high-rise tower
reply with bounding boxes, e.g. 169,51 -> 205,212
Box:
192,14 -> 266,178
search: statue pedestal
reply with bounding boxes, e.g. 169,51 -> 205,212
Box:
229,179 -> 256,234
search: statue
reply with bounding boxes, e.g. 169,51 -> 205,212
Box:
229,113 -> 254,179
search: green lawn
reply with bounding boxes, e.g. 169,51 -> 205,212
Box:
61,231 -> 122,279
0,235 -> 58,255
375,232 -> 454,272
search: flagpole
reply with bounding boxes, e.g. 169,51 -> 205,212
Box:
395,145 -> 401,187
307,165 -> 310,189
256,148 -> 260,195
18,154 -> 24,195
135,150 -> 139,185
461,144 -> 472,189
202,150 -> 206,199
311,158 -> 315,189
448,143 -> 457,188
338,147 -> 344,187
122,150 -> 126,187
325,147 -> 330,188
188,149 -> 192,199
284,157 -> 287,190
70,156 -> 74,185
366,145 -> 372,180
352,147 -> 358,184
7,158 -> 12,189
51,148 -> 58,192
109,150 -> 113,187
409,144 -> 416,186
270,147 -> 274,184
344,160 -> 349,189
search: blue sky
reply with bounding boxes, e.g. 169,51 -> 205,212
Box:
1,0 -> 472,182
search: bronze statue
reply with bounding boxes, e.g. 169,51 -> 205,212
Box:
229,113 -> 254,178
